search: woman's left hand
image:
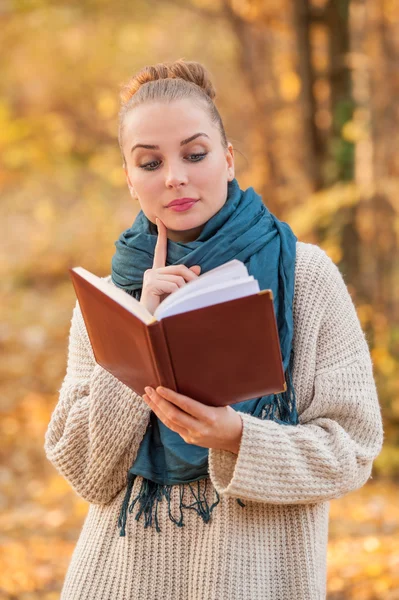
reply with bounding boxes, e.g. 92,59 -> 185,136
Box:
142,386 -> 243,455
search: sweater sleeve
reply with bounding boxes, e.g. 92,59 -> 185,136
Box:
208,247 -> 384,504
44,297 -> 152,505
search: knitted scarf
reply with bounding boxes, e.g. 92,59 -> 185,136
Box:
111,178 -> 299,536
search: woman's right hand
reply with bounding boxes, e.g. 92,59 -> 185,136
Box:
140,217 -> 201,315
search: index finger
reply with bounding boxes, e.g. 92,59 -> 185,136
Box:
155,386 -> 215,424
153,217 -> 167,270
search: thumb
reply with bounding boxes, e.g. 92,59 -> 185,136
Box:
189,265 -> 201,274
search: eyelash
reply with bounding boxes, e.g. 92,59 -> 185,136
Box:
139,152 -> 208,172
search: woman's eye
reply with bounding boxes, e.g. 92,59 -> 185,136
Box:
188,152 -> 207,162
140,160 -> 160,171
139,152 -> 207,172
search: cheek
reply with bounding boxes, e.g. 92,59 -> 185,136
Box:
133,172 -> 162,203
194,156 -> 225,187
200,158 -> 229,191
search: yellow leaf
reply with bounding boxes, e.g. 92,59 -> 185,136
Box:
279,72 -> 301,102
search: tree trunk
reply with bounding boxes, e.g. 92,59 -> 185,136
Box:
344,0 -> 398,323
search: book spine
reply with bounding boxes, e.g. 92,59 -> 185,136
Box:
147,322 -> 177,391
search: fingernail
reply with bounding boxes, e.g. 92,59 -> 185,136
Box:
144,386 -> 153,396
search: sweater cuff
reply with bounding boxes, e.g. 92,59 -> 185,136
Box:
208,412 -> 275,496
91,362 -> 140,398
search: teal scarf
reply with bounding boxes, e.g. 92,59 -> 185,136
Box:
111,178 -> 298,536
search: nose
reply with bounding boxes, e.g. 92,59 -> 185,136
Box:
164,161 -> 188,189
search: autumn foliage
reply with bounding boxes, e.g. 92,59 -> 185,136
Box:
1,0 -> 398,598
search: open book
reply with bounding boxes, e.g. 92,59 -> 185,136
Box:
69,260 -> 286,407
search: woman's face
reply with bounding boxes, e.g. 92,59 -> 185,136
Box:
122,98 -> 235,243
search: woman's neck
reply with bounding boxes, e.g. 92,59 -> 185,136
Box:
166,224 -> 205,243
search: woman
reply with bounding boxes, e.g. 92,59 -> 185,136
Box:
44,59 -> 384,600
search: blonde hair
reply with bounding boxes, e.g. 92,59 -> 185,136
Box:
118,59 -> 228,167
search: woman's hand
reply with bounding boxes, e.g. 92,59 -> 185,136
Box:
140,217 -> 201,315
142,386 -> 243,455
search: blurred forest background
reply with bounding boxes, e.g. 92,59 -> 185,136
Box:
1,0 -> 398,598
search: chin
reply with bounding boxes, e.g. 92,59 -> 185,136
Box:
166,215 -> 202,228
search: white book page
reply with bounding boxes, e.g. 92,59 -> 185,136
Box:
72,267 -> 155,325
156,259 -> 250,313
191,259 -> 248,280
155,277 -> 260,320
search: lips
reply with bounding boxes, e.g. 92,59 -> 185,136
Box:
167,198 -> 199,207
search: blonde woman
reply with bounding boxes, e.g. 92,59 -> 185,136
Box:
44,59 -> 384,600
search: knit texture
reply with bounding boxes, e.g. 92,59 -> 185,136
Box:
44,242 -> 384,600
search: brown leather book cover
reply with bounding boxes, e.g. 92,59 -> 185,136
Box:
69,269 -> 287,407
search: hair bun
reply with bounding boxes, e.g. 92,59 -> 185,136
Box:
119,59 -> 216,105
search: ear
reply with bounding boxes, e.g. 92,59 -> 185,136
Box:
226,143 -> 235,181
124,167 -> 137,199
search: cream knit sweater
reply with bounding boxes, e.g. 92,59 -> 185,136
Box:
44,242 -> 384,600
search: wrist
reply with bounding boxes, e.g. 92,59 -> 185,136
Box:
226,438 -> 241,455
224,413 -> 243,455
140,293 -> 156,315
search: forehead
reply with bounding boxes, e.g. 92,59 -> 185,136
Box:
122,99 -> 217,145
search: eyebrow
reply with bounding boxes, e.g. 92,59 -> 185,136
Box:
131,132 -> 210,154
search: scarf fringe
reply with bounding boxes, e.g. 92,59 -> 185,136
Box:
259,352 -> 298,425
118,472 -> 236,536
118,353 -> 297,537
